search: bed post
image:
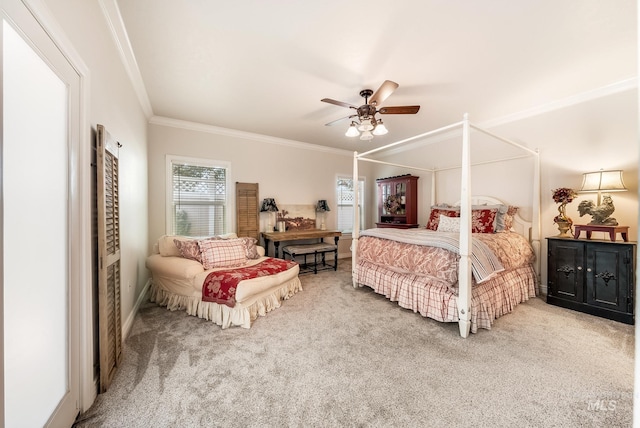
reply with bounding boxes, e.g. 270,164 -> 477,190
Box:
352,151 -> 359,288
458,114 -> 472,338
532,150 -> 541,285
431,170 -> 436,207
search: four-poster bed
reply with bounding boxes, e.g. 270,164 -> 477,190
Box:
351,114 -> 541,338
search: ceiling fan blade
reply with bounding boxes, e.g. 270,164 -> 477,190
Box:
321,98 -> 358,109
325,115 -> 357,126
369,80 -> 399,106
378,105 -> 421,114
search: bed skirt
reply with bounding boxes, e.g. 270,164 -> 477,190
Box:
355,260 -> 537,333
149,276 -> 303,329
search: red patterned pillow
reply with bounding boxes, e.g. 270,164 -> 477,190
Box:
240,237 -> 260,259
173,239 -> 202,262
199,238 -> 248,269
497,206 -> 519,232
426,207 -> 460,230
471,209 -> 498,233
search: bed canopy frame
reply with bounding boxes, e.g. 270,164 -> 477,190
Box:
351,113 -> 541,338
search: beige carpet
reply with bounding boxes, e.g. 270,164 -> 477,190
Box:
74,259 -> 634,427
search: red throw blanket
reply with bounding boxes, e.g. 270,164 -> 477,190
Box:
202,258 -> 298,308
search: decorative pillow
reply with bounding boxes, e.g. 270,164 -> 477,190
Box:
199,238 -> 249,269
496,206 -> 519,232
174,239 -> 202,262
471,208 -> 498,233
159,235 -> 189,257
426,206 -> 460,230
437,215 -> 460,232
240,237 -> 260,259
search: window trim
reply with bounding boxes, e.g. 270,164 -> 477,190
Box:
165,155 -> 233,235
335,174 -> 366,234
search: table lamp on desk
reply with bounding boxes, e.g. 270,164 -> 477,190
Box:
316,200 -> 330,230
260,198 -> 279,232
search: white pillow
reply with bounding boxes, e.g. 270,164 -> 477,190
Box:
437,214 -> 460,232
199,238 -> 248,269
158,235 -> 189,257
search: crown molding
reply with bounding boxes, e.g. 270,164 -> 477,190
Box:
99,0 -> 153,118
149,116 -> 353,157
378,77 -> 638,157
479,77 -> 637,129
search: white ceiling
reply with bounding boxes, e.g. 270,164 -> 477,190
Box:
112,0 -> 636,151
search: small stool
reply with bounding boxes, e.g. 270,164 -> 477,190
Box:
282,243 -> 338,274
573,224 -> 629,242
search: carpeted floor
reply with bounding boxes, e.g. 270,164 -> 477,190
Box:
74,259 -> 634,427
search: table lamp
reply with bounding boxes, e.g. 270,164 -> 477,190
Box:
577,169 -> 627,225
316,200 -> 330,230
260,198 -> 279,231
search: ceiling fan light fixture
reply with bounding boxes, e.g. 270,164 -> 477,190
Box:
357,118 -> 374,132
372,119 -> 388,136
345,122 -> 360,137
359,130 -> 374,141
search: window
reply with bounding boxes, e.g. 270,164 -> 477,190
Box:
166,156 -> 231,236
336,176 -> 365,233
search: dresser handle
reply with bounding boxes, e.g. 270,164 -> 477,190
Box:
577,266 -> 582,271
586,268 -> 591,272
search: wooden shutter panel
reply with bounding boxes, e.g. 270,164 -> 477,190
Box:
236,182 -> 259,240
97,124 -> 122,392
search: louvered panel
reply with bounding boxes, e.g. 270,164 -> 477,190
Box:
236,183 -> 259,240
97,124 -> 122,393
104,150 -> 120,255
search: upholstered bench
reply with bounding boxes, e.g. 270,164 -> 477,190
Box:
282,243 -> 338,274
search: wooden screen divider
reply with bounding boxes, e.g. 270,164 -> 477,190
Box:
96,124 -> 122,392
236,182 -> 260,241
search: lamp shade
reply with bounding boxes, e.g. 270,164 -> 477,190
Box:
345,122 -> 360,137
316,200 -> 330,212
260,198 -> 279,212
357,118 -> 374,132
372,120 -> 388,136
580,170 -> 627,192
359,130 -> 373,141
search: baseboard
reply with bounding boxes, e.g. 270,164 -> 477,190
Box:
122,278 -> 152,340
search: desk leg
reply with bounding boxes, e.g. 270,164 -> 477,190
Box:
622,232 -> 629,242
274,241 -> 281,258
609,230 -> 616,242
264,238 -> 271,257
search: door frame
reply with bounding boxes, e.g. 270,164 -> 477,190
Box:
1,0 -> 94,420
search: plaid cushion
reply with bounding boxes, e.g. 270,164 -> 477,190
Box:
199,238 -> 248,269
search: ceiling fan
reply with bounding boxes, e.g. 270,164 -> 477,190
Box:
321,80 -> 420,140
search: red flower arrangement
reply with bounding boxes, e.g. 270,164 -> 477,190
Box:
551,187 -> 578,225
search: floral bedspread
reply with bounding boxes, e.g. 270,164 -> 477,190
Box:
356,229 -> 534,286
202,258 -> 297,308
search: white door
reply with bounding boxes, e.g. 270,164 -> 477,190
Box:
2,1 -> 81,426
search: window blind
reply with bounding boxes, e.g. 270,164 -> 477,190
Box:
171,162 -> 227,236
336,177 -> 364,233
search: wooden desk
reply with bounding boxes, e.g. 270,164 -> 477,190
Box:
573,224 -> 629,242
262,229 -> 342,258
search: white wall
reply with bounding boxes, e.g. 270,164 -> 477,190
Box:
147,119 -> 373,258
370,88 -> 638,291
42,0 -> 149,411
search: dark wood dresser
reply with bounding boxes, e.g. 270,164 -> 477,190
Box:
546,237 -> 635,324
